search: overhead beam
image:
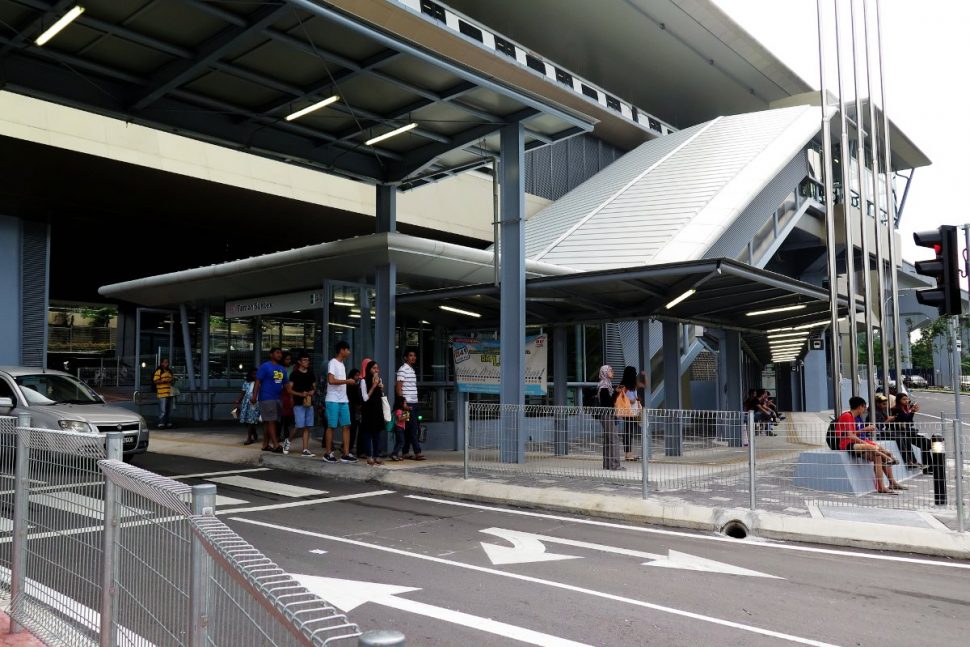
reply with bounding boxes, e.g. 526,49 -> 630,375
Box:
131,4 -> 289,111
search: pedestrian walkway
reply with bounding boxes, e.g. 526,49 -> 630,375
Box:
144,425 -> 970,559
0,611 -> 45,647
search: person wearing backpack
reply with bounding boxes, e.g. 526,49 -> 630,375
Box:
835,396 -> 904,494
152,358 -> 175,429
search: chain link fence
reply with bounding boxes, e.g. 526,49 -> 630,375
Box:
466,403 -> 970,527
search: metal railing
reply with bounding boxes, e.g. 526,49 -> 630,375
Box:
0,416 -> 404,646
465,403 -> 970,529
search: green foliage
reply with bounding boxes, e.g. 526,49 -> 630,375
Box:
78,306 -> 117,327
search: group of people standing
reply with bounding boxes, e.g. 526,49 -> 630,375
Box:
595,364 -> 648,471
235,343 -> 426,464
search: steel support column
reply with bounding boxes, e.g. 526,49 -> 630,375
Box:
375,185 -> 397,385
553,325 -> 568,456
499,123 -> 526,464
639,319 -> 652,404
663,321 -> 683,456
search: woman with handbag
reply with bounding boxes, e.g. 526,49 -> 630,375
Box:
359,360 -> 386,466
617,366 -> 641,461
287,353 -> 317,457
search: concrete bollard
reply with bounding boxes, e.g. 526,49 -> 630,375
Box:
358,630 -> 406,646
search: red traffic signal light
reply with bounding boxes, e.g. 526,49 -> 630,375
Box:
913,225 -> 961,316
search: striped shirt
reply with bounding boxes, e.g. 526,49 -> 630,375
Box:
153,368 -> 174,398
396,363 -> 418,404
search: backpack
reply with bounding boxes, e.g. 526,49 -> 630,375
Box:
825,420 -> 839,450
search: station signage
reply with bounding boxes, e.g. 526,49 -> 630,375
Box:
226,290 -> 322,318
452,334 -> 548,395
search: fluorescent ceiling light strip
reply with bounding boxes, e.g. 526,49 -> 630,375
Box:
767,331 -> 810,340
745,304 -> 806,317
285,95 -> 339,121
439,305 -> 481,318
366,123 -> 418,146
35,5 -> 84,46
333,301 -> 355,307
665,289 -> 696,310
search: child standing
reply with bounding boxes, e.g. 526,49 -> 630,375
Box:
234,368 -> 260,444
389,395 -> 410,462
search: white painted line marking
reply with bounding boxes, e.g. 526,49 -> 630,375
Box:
294,574 -> 593,647
310,549 -> 328,555
206,475 -> 327,498
916,511 -> 951,531
30,492 -> 147,519
480,528 -> 780,578
806,502 -> 824,520
172,468 -> 271,480
915,412 -> 970,427
217,490 -> 394,515
216,495 -> 248,507
0,517 -> 11,532
405,495 -> 970,570
235,518 -> 837,647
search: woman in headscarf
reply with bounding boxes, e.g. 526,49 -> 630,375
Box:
597,365 -> 623,471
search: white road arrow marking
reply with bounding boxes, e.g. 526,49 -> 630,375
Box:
480,528 -> 780,578
480,528 -> 584,566
292,574 -> 592,647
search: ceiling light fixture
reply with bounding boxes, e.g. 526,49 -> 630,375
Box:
746,304 -> 806,317
35,5 -> 84,46
665,289 -> 696,310
767,331 -> 810,340
333,300 -> 355,307
439,305 -> 481,318
285,95 -> 339,121
366,122 -> 418,146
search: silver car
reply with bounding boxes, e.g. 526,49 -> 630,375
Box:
0,366 -> 149,460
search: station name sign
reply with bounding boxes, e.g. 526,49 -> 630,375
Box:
226,290 -> 322,318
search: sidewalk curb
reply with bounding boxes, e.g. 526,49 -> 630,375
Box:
260,455 -> 970,560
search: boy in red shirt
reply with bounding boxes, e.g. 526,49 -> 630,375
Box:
836,396 -> 905,494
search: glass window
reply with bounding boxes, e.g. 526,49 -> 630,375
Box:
15,374 -> 103,405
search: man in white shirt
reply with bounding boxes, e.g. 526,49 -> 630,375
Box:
322,341 -> 359,463
395,348 -> 425,460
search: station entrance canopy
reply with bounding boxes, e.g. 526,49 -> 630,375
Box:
0,0 -> 600,184
99,232 -> 851,364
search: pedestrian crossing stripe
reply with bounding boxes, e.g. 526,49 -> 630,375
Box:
205,475 -> 328,498
30,492 -> 148,519
215,495 -> 248,507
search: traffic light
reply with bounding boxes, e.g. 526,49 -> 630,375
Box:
913,225 -> 961,316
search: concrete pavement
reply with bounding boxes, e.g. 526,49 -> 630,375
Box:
143,424 -> 970,559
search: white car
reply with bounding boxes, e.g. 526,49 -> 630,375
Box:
904,374 -> 928,388
0,366 -> 149,460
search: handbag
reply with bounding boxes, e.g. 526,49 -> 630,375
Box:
302,395 -> 313,407
381,395 -> 392,423
615,390 -> 636,418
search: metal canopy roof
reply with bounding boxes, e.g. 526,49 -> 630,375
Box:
0,0 -> 595,184
396,258 -> 854,364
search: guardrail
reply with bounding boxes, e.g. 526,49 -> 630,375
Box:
0,416 -> 405,646
465,403 -> 970,529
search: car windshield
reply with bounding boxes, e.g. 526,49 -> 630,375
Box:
14,374 -> 103,405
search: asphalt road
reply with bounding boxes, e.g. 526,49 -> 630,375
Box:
906,389 -> 970,422
138,453 -> 970,647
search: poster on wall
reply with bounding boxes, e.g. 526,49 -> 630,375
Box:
451,334 -> 548,395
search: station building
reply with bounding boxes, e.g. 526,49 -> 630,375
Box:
0,0 -> 934,446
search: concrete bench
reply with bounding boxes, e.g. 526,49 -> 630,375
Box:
793,441 -> 923,495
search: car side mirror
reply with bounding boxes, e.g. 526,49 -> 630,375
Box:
0,397 -> 13,409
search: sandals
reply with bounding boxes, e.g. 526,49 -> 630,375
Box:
890,483 -> 909,491
390,455 -> 403,462
412,454 -> 427,461
876,488 -> 899,495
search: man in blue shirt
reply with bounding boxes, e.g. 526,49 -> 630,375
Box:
251,347 -> 288,453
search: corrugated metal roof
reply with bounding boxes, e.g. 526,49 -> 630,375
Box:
528,105 -> 823,271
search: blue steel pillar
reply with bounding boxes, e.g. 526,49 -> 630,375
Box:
662,321 -> 683,456
723,330 -> 744,447
500,123 -> 526,464
375,185 -> 397,387
553,325 -> 568,456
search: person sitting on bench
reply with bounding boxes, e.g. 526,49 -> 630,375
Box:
883,393 -> 934,469
836,396 -> 905,494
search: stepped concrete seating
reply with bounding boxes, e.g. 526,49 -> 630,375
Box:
793,441 -> 924,495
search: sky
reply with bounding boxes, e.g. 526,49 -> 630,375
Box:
713,0 -> 970,272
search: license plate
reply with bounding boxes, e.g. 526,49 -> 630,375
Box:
123,436 -> 137,450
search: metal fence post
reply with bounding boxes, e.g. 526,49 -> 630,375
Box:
359,629 -> 406,646
100,433 -> 123,647
953,419 -> 965,533
10,413 -> 31,634
747,411 -> 756,511
641,407 -> 649,500
463,398 -> 470,480
190,483 -> 217,647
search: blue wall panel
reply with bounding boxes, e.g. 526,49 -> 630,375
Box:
0,215 -> 22,365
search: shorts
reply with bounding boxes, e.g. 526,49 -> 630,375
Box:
293,405 -> 314,428
325,401 -> 351,428
258,400 -> 281,422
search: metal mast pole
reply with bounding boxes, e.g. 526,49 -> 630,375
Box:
835,0 -> 860,395
875,0 -> 904,391
863,0 -> 890,392
849,0 -> 877,401
818,0 -> 842,415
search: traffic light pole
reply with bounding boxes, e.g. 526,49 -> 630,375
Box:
951,315 -> 965,533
